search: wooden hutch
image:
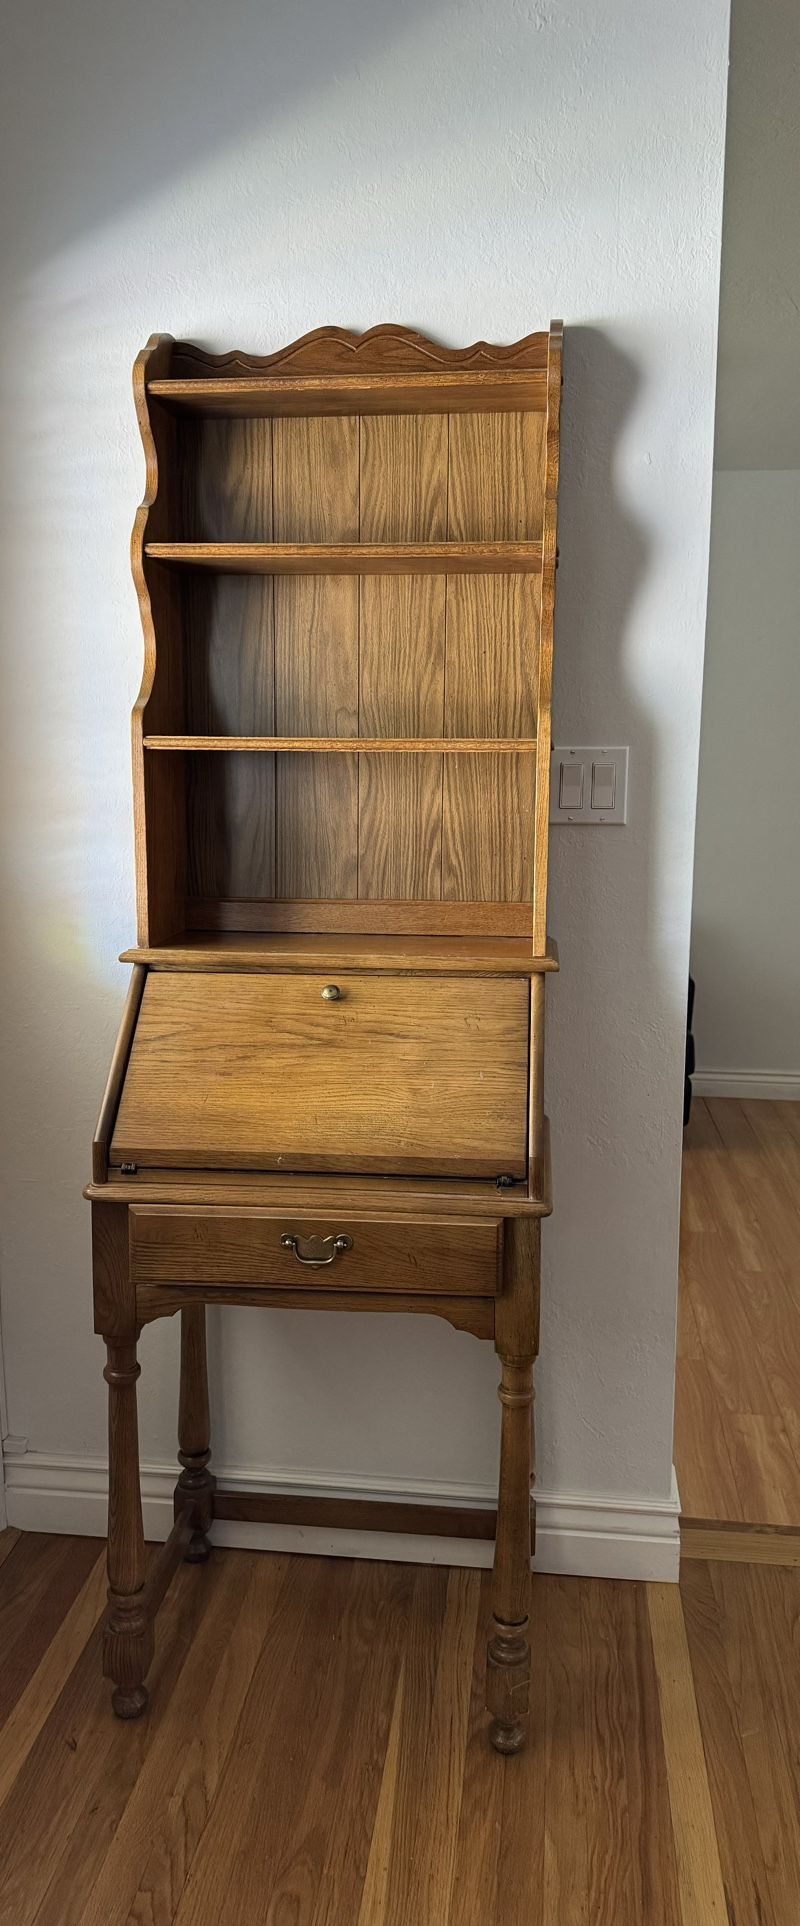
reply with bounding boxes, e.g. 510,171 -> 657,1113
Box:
86,320 -> 562,1754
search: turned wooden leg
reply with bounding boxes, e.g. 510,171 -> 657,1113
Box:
487,1356 -> 534,1754
103,1335 -> 153,1719
175,1305 -> 215,1561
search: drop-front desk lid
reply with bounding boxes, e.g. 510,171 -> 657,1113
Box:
110,970 -> 530,1180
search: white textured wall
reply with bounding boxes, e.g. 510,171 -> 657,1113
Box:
691,0 -> 800,1086
0,0 -> 729,1534
692,472 -> 800,1080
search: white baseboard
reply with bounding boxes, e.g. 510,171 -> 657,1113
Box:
693,1068 -> 800,1101
2,1450 -> 680,1582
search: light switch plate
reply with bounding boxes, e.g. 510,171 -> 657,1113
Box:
550,746 -> 629,823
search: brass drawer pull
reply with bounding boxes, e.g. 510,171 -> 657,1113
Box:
280,1231 -> 353,1268
321,983 -> 342,1001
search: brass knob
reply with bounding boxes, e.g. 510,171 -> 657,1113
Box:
321,984 -> 342,1001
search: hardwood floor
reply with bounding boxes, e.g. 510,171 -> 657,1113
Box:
676,1097 -> 800,1528
0,1528 -> 798,1924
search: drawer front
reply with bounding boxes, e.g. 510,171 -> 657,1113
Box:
129,1206 -> 503,1297
111,972 -> 529,1179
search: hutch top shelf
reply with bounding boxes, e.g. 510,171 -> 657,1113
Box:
131,320 -> 561,962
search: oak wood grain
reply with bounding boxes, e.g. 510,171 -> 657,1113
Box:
145,539 -> 545,573
123,928 -> 555,965
357,416 -> 446,900
149,370 -> 549,414
273,418 -> 359,902
442,415 -> 543,903
169,322 -> 550,375
125,928 -> 559,963
146,733 -> 535,753
129,1203 -> 503,1296
110,970 -> 530,1178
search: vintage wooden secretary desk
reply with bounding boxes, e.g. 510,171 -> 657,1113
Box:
86,320 -> 562,1755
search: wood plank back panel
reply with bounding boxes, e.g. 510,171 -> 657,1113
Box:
448,412 -> 546,541
273,418 -> 360,898
182,417 -> 276,900
110,971 -> 529,1177
180,417 -> 274,541
442,417 -> 543,900
359,416 -> 448,899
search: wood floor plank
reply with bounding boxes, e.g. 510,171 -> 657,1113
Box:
542,1576 -> 590,1926
492,1573 -> 547,1926
371,1563 -> 449,1926
673,1359 -> 745,1522
445,1571 -> 506,1926
0,1550 -> 106,1809
580,1580 -> 638,1926
686,1100 -> 767,1273
720,1412 -> 800,1527
78,1551 -> 285,1926
0,1533 -> 101,1727
356,1665 -> 407,1926
676,1099 -> 800,1526
711,1560 -> 800,1926
681,1235 -> 778,1416
646,1582 -> 729,1926
680,1520 -> 800,1566
680,1559 -> 778,1926
741,1097 -> 800,1200
727,1265 -> 800,1485
171,1559 -> 382,1926
28,1563 -> 223,1926
574,1578 -> 681,1926
398,1568 -> 481,1926
0,1560 -> 208,1926
0,1530 -> 21,1574
274,1560 -> 413,1926
705,1098 -> 799,1276
308,1563 -> 416,1926
617,1585 -> 682,1925
675,1276 -> 703,1361
774,1100 -> 800,1148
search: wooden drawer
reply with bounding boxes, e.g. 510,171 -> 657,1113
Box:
129,1205 -> 504,1296
111,971 -> 529,1179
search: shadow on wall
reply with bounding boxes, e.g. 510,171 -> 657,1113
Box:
539,324 -> 676,1500
0,0 -> 454,1457
0,0 -> 445,272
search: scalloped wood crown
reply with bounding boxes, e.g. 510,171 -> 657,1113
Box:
170,322 -> 556,378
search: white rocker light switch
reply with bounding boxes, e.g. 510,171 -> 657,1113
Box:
550,747 -> 629,824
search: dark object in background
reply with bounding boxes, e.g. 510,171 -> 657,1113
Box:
684,975 -> 695,1125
